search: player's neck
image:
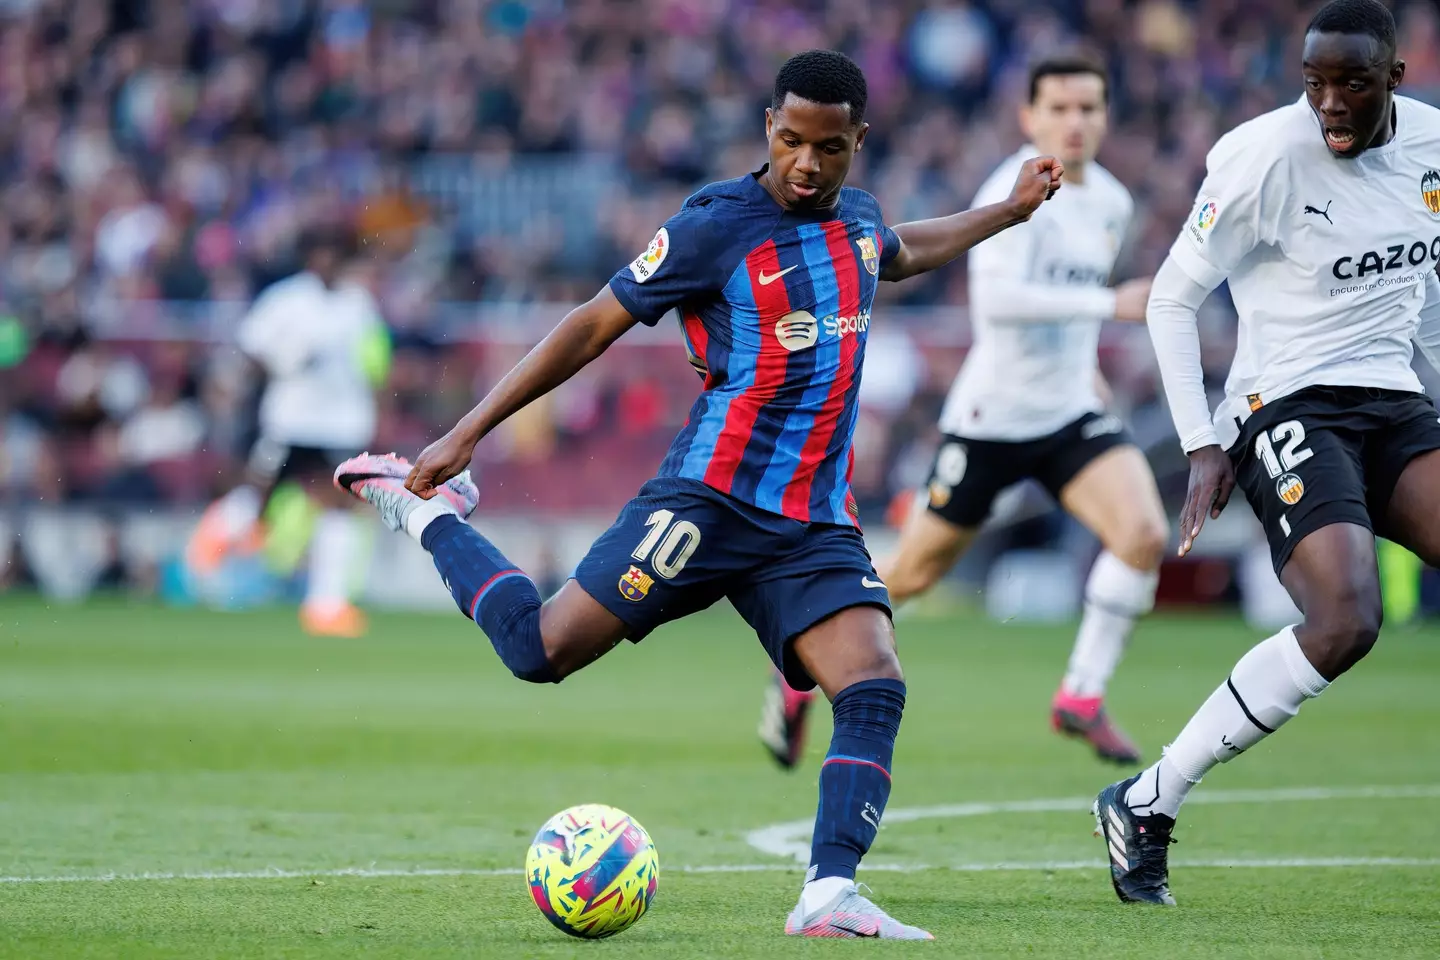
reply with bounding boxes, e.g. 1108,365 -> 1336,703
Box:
1063,161 -> 1088,186
758,167 -> 839,215
1372,101 -> 1398,150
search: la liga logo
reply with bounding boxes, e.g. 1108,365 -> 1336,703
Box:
1196,200 -> 1218,231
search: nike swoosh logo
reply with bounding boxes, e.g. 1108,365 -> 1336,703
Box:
757,265 -> 798,285
861,576 -> 886,589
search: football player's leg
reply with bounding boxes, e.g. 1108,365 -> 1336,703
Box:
757,666 -> 817,771
874,502 -> 978,605
336,452 -> 624,681
1099,524 -> 1364,906
875,435 -> 1001,604
298,451 -> 372,637
786,608 -> 929,939
186,437 -> 287,572
1376,450 -> 1440,566
1053,443 -> 1167,763
1362,398 -> 1440,616
735,532 -> 929,939
758,498 -> 971,773
1134,521 -> 1370,808
1100,417 -> 1366,904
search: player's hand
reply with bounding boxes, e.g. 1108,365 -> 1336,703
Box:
406,430 -> 476,499
1178,444 -> 1235,557
1113,277 -> 1154,322
1008,156 -> 1064,221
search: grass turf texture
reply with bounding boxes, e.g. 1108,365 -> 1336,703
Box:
0,597 -> 1437,958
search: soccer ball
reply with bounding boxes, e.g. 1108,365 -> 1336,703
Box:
525,803 -> 660,939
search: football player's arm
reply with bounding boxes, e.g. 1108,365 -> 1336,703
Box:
406,289 -> 642,496
1149,254 -> 1234,556
451,288 -> 640,446
881,156 -> 1064,282
1161,140 -> 1281,554
406,212 -> 719,496
966,197 -> 1118,324
1146,256 -> 1223,453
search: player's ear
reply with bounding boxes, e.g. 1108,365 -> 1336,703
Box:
1390,58 -> 1405,91
1018,103 -> 1035,141
765,107 -> 774,141
854,121 -> 869,152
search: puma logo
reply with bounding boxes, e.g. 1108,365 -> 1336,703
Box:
1303,201 -> 1333,225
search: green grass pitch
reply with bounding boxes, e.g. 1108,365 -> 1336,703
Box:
1,597 -> 1437,958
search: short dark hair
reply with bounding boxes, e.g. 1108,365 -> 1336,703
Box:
772,50 -> 868,126
1028,51 -> 1109,103
1307,0 -> 1397,61
298,224 -> 355,262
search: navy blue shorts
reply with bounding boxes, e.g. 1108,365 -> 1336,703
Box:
573,478 -> 891,691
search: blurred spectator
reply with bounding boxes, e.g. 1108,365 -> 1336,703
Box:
3,0 -> 1438,535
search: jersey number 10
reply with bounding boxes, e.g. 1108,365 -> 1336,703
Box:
632,510 -> 703,580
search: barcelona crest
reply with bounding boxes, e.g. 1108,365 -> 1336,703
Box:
618,565 -> 654,602
856,235 -> 879,275
1423,170 -> 1440,218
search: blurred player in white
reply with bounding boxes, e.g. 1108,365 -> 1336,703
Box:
1094,0 -> 1440,906
759,52 -> 1165,769
186,227 -> 389,637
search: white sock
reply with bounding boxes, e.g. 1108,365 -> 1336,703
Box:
799,875 -> 853,915
1125,625 -> 1329,818
403,497 -> 458,543
1062,551 -> 1158,698
305,511 -> 360,607
215,486 -> 261,539
1122,751 -> 1199,820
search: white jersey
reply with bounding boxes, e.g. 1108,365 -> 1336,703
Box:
235,271 -> 382,448
939,147 -> 1133,441
1171,95 -> 1440,449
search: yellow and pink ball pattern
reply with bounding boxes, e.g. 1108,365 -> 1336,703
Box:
525,803 -> 660,939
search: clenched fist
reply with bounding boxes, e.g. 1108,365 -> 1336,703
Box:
1008,156 -> 1064,221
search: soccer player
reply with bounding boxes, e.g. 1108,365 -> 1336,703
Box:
1095,0 -> 1440,906
758,52 -> 1163,771
186,227 -> 397,637
336,50 -> 1059,939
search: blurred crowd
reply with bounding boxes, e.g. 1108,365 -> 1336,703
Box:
4,0 -> 1440,522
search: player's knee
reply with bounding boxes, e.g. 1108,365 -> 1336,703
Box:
1112,516 -> 1169,572
884,554 -> 945,603
1302,587 -> 1382,677
839,644 -> 904,690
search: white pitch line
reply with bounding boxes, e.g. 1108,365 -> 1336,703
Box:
745,784 -> 1440,862
3,858 -> 1438,886
4,784 -> 1436,886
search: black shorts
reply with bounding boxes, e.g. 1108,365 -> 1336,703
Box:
246,437 -> 359,487
1230,385 -> 1440,574
925,411 -> 1134,528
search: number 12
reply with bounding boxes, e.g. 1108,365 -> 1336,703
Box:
1254,420 -> 1313,478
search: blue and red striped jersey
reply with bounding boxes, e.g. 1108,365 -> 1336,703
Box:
608,168 -> 900,527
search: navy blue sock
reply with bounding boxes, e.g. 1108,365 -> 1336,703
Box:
808,678 -> 906,882
421,514 -> 557,683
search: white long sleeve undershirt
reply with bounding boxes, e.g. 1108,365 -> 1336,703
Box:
972,278 -> 1118,325
1413,269 -> 1440,375
1146,255 -> 1224,453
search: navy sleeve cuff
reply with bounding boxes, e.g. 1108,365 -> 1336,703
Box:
607,277 -> 664,327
